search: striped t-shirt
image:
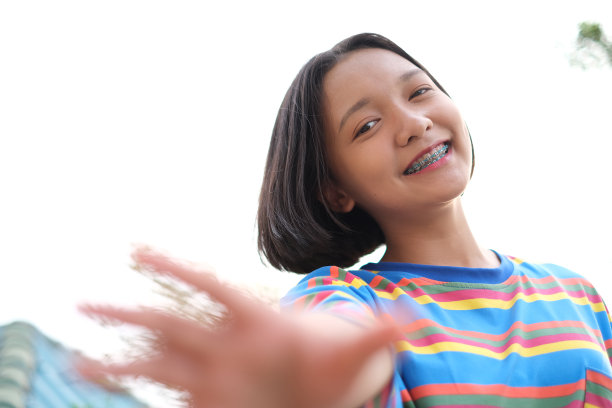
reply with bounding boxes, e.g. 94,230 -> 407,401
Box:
281,253 -> 612,407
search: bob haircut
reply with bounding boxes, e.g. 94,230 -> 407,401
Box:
257,33 -> 472,274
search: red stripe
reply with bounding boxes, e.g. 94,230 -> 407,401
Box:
410,379 -> 585,399
308,273 -> 359,288
587,369 -> 612,391
517,274 -> 555,285
370,275 -> 384,288
396,277 -> 450,287
513,274 -> 593,288
430,402 -> 585,408
395,274 -> 598,302
559,277 -> 596,288
312,291 -> 333,306
402,319 -> 602,342
420,285 -> 602,304
400,388 -> 412,402
381,280 -> 401,294
301,291 -> 334,310
405,332 -> 598,352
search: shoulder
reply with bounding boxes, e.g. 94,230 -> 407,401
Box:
280,265 -> 381,308
294,265 -> 379,285
279,265 -> 383,324
284,265 -> 380,297
507,255 -> 590,281
507,256 -> 608,309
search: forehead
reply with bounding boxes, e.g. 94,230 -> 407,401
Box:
322,49 -> 421,123
327,48 -> 418,85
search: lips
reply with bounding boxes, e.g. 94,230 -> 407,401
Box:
403,142 -> 450,175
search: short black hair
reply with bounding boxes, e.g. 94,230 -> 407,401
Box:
257,33 -> 470,274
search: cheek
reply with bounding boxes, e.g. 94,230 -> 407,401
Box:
440,102 -> 464,130
334,158 -> 377,192
331,150 -> 389,200
437,103 -> 470,151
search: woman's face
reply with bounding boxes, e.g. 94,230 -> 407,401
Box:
321,48 -> 472,225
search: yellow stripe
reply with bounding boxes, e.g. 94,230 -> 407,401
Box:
584,403 -> 600,408
509,256 -> 525,264
373,288 -> 606,313
328,279 -> 368,289
395,339 -> 605,359
330,275 -> 606,313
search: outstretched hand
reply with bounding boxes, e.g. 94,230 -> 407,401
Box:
78,248 -> 399,408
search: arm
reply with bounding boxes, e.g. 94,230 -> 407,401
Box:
77,248 -> 398,408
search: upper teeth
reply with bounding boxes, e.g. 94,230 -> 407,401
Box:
404,143 -> 449,175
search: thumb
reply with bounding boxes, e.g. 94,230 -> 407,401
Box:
355,314 -> 401,351
331,315 -> 401,377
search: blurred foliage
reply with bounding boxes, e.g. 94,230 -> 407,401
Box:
571,22 -> 612,68
579,22 -> 605,42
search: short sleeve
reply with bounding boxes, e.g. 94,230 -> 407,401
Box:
596,297 -> 612,365
544,263 -> 612,365
280,266 -> 378,328
280,266 -> 404,407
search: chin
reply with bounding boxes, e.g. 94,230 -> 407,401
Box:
438,167 -> 471,193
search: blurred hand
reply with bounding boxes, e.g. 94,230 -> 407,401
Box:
78,248 -> 398,408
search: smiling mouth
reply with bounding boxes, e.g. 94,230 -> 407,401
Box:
403,142 -> 450,175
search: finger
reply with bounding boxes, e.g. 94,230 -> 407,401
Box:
75,354 -> 202,391
78,304 -> 221,356
131,248 -> 262,320
77,354 -> 238,407
354,315 -> 401,352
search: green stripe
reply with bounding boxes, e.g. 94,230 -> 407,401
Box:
562,283 -> 600,296
404,325 -> 602,348
310,276 -> 336,287
415,389 -> 584,408
370,389 -> 384,408
337,268 -> 348,281
315,270 -> 600,298
586,380 -> 612,400
372,277 -> 392,290
302,293 -> 317,309
397,278 -> 599,297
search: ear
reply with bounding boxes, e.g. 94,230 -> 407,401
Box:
321,182 -> 355,213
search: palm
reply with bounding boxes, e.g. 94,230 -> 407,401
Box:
78,249 -> 397,408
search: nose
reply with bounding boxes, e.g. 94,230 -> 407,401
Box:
394,108 -> 433,147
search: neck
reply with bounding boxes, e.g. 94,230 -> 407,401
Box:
378,200 -> 499,268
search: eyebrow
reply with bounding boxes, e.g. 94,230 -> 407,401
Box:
337,68 -> 425,133
399,68 -> 423,83
339,97 -> 371,132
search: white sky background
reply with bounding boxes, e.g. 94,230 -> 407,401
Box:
1,0 -> 612,403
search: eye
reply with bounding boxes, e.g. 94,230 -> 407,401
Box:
355,119 -> 378,138
409,86 -> 432,100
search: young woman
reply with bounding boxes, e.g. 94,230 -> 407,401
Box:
80,33 -> 612,408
